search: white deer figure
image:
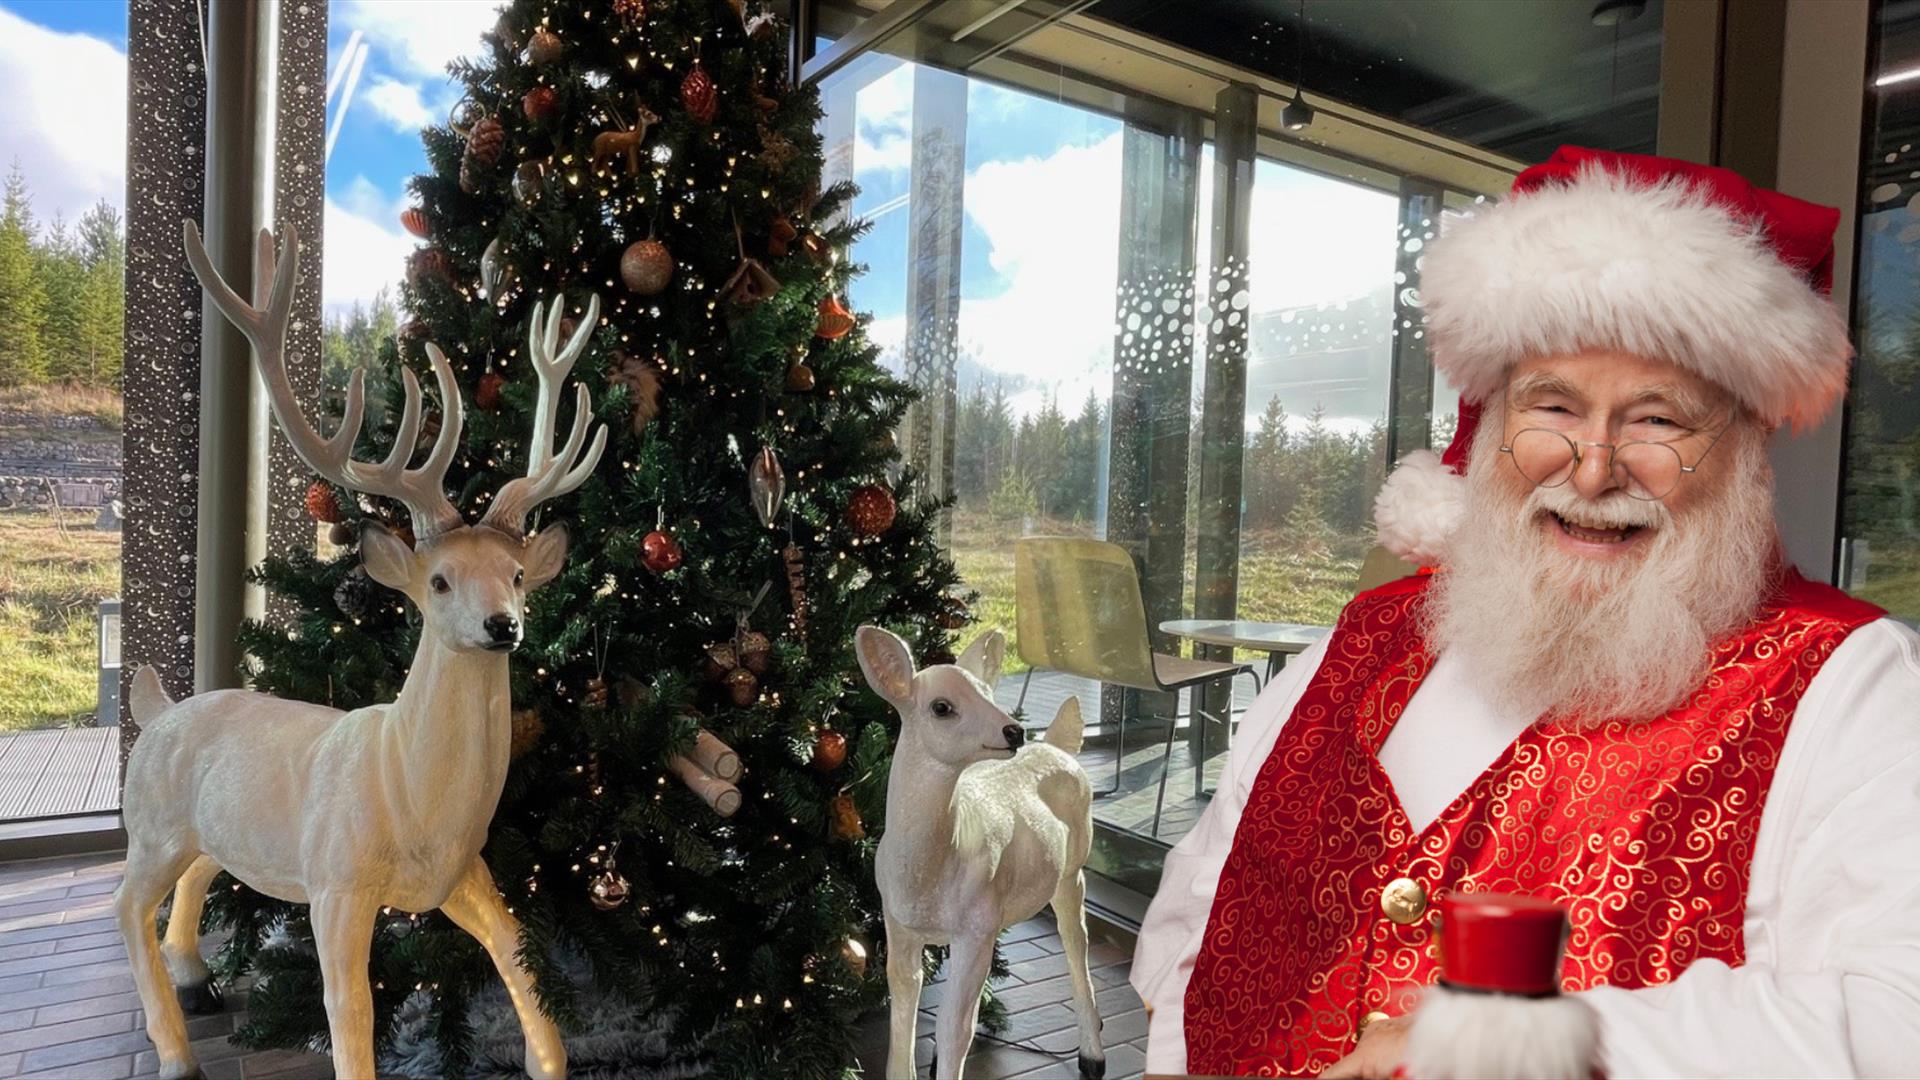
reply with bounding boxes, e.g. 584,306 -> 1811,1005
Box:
114,223 -> 607,1080
855,626 -> 1104,1080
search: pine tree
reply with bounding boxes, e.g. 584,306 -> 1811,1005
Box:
0,164 -> 49,386
198,4 -> 966,1076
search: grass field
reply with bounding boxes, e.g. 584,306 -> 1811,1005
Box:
0,383 -> 124,427
0,510 -> 120,731
948,509 -> 1366,671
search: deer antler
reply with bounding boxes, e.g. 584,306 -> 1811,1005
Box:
183,222 -> 466,541
478,295 -> 608,536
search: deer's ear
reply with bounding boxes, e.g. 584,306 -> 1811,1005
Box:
361,522 -> 416,591
522,523 -> 570,590
855,625 -> 915,706
957,630 -> 1006,689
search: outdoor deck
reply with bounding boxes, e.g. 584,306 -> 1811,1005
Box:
0,728 -> 119,822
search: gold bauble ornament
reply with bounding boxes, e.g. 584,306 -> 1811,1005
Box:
620,239 -> 674,295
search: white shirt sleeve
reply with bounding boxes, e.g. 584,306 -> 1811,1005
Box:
1129,634 -> 1335,1075
1578,617 -> 1920,1078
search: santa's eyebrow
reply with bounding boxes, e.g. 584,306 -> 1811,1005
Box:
1624,383 -> 1715,421
1507,371 -> 1583,402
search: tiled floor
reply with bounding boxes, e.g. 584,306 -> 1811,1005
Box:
0,852 -> 1147,1079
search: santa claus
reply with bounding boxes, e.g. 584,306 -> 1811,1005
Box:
1131,145 -> 1920,1078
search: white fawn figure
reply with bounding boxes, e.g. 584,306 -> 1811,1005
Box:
855,626 -> 1104,1080
115,223 -> 606,1080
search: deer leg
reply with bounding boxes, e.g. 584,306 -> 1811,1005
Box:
1052,870 -> 1106,1079
883,913 -> 927,1080
442,857 -> 567,1080
933,930 -> 995,1080
116,841 -> 200,1079
309,892 -> 379,1080
162,855 -> 224,1014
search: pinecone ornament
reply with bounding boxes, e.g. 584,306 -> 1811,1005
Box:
305,480 -> 343,524
333,567 -> 374,618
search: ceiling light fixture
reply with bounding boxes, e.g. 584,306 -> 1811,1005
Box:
1286,0 -> 1314,132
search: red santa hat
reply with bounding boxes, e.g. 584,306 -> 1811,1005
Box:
1373,146 -> 1852,566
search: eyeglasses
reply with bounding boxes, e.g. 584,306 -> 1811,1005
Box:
1497,420 -> 1731,501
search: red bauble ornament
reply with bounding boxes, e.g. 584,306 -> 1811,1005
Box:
814,295 -> 854,340
681,63 -> 718,125
810,730 -> 847,773
846,484 -> 897,537
400,207 -> 430,238
641,529 -> 683,573
305,480 -> 343,524
476,371 -> 506,411
620,239 -> 674,295
522,85 -> 559,122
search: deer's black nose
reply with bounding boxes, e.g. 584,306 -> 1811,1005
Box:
1002,724 -> 1025,750
483,614 -> 521,648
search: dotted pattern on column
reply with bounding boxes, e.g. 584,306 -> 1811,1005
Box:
264,0 -> 328,606
121,0 -> 209,763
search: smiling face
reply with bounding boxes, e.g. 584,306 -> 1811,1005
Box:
856,627 -> 1024,769
360,522 -> 570,654
1427,349 -> 1782,722
1497,351 -> 1735,562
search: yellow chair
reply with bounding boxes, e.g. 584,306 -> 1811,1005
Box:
1354,545 -> 1418,592
1013,537 -> 1258,834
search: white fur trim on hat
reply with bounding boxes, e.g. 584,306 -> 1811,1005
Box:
1373,450 -> 1465,566
1421,167 -> 1852,431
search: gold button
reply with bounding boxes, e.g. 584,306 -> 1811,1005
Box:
1358,1009 -> 1391,1036
1381,876 -> 1428,924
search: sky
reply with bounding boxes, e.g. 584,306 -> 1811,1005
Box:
0,0 -> 1408,435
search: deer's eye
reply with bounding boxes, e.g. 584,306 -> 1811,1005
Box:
513,569 -> 525,588
430,574 -> 450,594
931,699 -> 955,717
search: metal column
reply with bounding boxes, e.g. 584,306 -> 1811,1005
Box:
193,0 -> 263,691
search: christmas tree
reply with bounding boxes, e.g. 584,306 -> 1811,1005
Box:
199,2 -> 968,1074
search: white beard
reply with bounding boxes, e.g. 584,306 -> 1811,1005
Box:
1425,421 -> 1779,724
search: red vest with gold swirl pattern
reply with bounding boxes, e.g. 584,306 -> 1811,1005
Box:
1182,569 -> 1882,1077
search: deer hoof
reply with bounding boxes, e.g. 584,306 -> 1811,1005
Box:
1078,1050 -> 1106,1079
175,980 -> 225,1015
158,1061 -> 203,1080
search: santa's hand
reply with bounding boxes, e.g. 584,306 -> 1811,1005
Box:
1321,1012 -> 1411,1079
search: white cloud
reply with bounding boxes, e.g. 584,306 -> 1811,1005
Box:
322,194 -> 415,317
361,76 -> 436,134
853,64 -> 914,176
956,132 -> 1125,419
0,8 -> 126,228
334,0 -> 503,81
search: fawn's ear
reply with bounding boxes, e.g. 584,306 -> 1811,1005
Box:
855,625 -> 915,706
361,521 -> 417,591
957,629 -> 1006,689
522,523 -> 570,590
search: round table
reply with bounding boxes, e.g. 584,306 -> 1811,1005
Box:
1159,619 -> 1331,681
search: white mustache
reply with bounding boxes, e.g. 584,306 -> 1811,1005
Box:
1526,484 -> 1671,531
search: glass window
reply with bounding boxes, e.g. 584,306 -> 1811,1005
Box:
0,0 -> 129,822
809,0 -> 1679,894
1843,3 -> 1920,621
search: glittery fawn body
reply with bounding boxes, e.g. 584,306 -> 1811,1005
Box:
115,225 -> 607,1080
856,627 -> 1104,1080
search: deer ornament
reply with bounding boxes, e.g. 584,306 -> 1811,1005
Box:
115,223 -> 606,1080
855,626 -> 1105,1080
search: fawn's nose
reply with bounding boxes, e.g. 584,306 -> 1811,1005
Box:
1002,724 -> 1025,750
483,614 -> 521,649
